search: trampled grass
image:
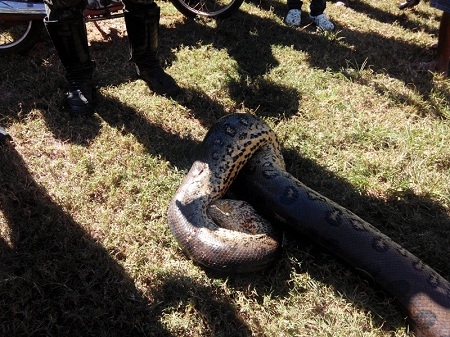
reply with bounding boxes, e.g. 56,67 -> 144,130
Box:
1,0 -> 449,336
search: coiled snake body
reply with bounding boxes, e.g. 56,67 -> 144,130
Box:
168,113 -> 450,337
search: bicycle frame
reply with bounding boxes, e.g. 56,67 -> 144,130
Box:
0,0 -> 125,22
0,0 -> 46,20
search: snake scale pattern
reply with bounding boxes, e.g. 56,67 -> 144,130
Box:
167,113 -> 450,337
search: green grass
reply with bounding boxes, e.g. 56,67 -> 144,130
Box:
1,0 -> 449,336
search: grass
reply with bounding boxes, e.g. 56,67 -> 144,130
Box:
1,0 -> 450,335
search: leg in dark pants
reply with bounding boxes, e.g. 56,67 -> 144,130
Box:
44,4 -> 95,114
309,0 -> 326,17
123,2 -> 180,96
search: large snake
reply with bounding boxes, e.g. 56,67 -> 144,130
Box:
167,113 -> 450,337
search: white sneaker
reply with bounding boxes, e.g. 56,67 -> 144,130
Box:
285,9 -> 302,26
310,13 -> 335,31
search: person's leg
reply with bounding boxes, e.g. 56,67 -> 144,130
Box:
434,11 -> 450,74
44,1 -> 95,114
123,0 -> 179,96
310,0 -> 326,16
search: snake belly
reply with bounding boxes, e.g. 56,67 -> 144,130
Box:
167,113 -> 450,337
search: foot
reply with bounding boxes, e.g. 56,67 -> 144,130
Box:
65,62 -> 96,115
335,0 -> 349,6
285,9 -> 302,26
398,0 -> 420,10
310,13 -> 335,31
66,80 -> 95,115
137,65 -> 180,97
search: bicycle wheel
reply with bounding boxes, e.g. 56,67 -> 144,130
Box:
170,0 -> 244,18
0,20 -> 43,56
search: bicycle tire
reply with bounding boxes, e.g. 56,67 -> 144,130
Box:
0,20 -> 44,56
170,0 -> 244,18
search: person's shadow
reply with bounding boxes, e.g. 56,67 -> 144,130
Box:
0,143 -> 252,336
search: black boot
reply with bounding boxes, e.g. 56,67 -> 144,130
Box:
45,17 -> 95,114
124,3 -> 180,97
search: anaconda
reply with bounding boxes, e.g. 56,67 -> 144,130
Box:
167,113 -> 450,337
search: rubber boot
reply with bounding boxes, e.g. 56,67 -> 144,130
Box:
44,17 -> 95,114
124,3 -> 180,97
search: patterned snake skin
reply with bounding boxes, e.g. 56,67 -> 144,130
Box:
167,113 -> 450,337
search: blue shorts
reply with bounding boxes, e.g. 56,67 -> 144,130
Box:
430,0 -> 450,12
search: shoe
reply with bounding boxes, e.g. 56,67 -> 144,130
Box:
310,13 -> 335,31
65,63 -> 96,115
285,9 -> 302,26
335,0 -> 349,6
137,65 -> 180,97
65,80 -> 95,115
398,0 -> 420,10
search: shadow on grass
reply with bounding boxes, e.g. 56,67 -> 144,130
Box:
96,92 -> 199,168
0,143 -> 253,336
